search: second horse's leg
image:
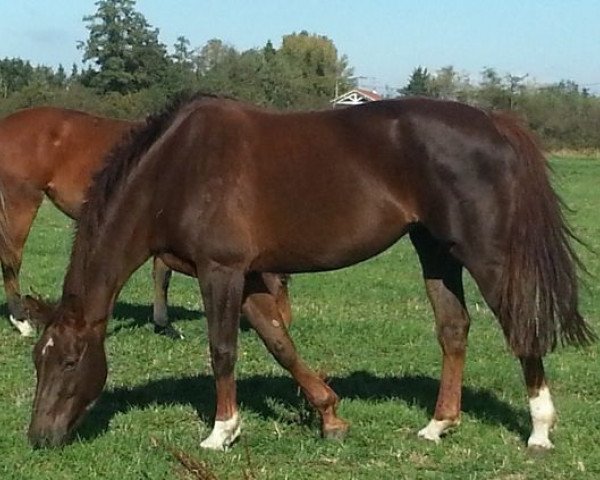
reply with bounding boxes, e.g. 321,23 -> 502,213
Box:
0,184 -> 43,336
152,256 -> 183,339
243,272 -> 348,439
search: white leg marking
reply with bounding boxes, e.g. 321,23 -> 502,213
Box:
9,315 -> 34,337
200,412 -> 241,451
527,386 -> 556,449
418,418 -> 458,443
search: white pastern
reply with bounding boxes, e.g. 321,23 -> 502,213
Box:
9,315 -> 34,337
527,386 -> 556,449
200,413 -> 242,451
417,418 -> 458,443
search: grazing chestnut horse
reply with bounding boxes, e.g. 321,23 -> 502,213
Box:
28,94 -> 593,451
0,107 -> 179,337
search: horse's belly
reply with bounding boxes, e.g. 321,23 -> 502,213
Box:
255,205 -> 412,273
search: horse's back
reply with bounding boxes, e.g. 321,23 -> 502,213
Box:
162,98 -> 501,270
148,97 -> 521,273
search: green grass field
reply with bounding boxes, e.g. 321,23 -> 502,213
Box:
1,157 -> 599,479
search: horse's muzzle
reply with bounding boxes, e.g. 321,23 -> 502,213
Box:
28,423 -> 71,449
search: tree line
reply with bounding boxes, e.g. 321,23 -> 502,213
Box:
401,66 -> 600,150
1,0 -> 598,150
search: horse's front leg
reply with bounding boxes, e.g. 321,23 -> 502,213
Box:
243,272 -> 348,439
198,264 -> 244,450
1,186 -> 43,337
411,228 -> 470,442
520,356 -> 556,450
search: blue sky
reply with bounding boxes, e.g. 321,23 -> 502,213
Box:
1,0 -> 599,93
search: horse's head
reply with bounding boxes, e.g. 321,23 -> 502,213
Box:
27,295 -> 107,448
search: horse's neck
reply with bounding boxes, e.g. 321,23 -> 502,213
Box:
63,202 -> 152,326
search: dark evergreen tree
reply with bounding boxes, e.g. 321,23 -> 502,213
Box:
78,0 -> 171,93
399,66 -> 432,96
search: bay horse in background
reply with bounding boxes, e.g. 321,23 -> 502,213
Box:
27,94 -> 594,451
1,107 -> 177,338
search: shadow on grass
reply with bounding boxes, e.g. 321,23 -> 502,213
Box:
0,301 -> 202,329
108,302 -> 203,335
76,371 -> 529,444
2,298 -> 251,336
109,302 -> 259,334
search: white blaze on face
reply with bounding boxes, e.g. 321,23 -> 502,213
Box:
41,336 -> 55,356
200,412 -> 241,451
527,386 -> 556,449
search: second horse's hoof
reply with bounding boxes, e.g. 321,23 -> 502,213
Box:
154,324 -> 184,340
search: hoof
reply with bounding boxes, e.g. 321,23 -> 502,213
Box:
154,324 -> 184,340
200,414 -> 241,451
527,436 -> 554,452
322,420 -> 349,441
527,444 -> 553,457
417,418 -> 458,443
9,316 -> 35,337
417,427 -> 442,444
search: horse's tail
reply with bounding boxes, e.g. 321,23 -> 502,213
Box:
0,177 -> 17,270
490,111 -> 595,356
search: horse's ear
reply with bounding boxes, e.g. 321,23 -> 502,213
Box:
24,294 -> 56,327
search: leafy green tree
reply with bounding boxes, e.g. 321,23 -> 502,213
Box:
518,80 -> 600,149
506,73 -> 528,110
172,36 -> 193,66
476,67 -> 510,109
78,0 -> 171,93
54,64 -> 67,88
399,66 -> 433,97
428,65 -> 472,101
263,40 -> 276,62
0,58 -> 34,97
195,39 -> 237,75
194,39 -> 240,96
279,31 -> 352,108
163,35 -> 197,93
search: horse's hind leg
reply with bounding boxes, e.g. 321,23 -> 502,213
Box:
0,183 -> 43,336
462,249 -> 556,449
242,272 -> 348,440
410,226 -> 470,442
519,356 -> 556,449
262,273 -> 292,328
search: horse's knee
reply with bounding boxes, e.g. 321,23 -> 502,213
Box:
210,343 -> 237,375
437,321 -> 469,354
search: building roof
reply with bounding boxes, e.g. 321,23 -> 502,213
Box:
331,88 -> 383,107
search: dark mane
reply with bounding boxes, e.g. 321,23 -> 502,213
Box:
79,92 -> 218,236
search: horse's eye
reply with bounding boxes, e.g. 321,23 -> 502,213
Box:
63,357 -> 79,371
